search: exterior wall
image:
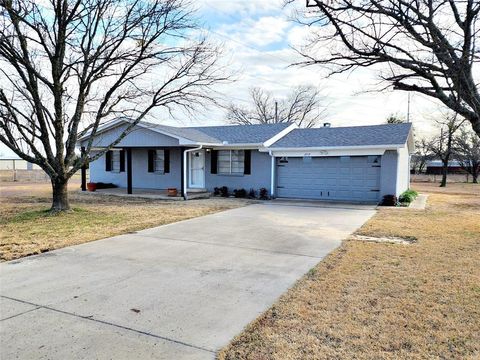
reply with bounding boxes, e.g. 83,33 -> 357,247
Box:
204,150 -> 272,193
396,146 -> 411,195
380,150 -> 398,197
89,148 -> 182,189
89,148 -> 272,192
89,151 -> 127,187
131,148 -> 182,189
80,124 -> 180,148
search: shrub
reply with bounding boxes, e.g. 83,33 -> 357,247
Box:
220,186 -> 229,197
233,188 -> 247,198
381,194 -> 397,206
248,188 -> 256,199
213,187 -> 221,196
399,189 -> 418,204
259,187 -> 269,200
95,182 -> 117,189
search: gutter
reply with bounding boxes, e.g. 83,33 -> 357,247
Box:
266,144 -> 406,152
269,150 -> 275,197
183,145 -> 203,200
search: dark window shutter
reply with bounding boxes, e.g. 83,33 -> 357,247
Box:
148,150 -> 155,172
244,150 -> 251,175
211,150 -> 218,174
119,150 -> 125,172
164,149 -> 170,173
105,150 -> 112,171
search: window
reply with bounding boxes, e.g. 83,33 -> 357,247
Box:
148,149 -> 169,174
105,150 -> 124,172
111,151 -> 121,172
218,150 -> 244,175
154,149 -> 164,173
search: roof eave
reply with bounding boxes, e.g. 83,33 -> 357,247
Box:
266,144 -> 405,151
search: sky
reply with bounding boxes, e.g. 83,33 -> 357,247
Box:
0,0 -> 445,158
176,0 -> 440,133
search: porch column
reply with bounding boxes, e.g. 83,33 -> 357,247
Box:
81,146 -> 87,191
127,148 -> 132,194
180,147 -> 185,198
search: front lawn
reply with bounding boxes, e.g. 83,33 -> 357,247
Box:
219,183 -> 480,359
0,181 -> 247,261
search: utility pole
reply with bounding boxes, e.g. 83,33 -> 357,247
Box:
275,101 -> 278,123
407,93 -> 411,123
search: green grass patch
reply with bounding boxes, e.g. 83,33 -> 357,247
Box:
7,207 -> 89,223
399,189 -> 418,204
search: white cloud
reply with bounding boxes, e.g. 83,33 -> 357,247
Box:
197,0 -> 284,16
215,16 -> 291,48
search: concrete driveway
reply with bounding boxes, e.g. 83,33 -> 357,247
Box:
0,202 -> 375,359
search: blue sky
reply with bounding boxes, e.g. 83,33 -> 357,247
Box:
187,0 -> 438,132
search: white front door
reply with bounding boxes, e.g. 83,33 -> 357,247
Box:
188,150 -> 205,188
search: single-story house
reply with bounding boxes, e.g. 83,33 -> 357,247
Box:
78,119 -> 414,203
425,160 -> 467,175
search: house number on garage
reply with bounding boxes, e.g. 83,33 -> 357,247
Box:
303,151 -> 328,156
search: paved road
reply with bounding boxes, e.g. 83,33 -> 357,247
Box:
0,203 -> 375,359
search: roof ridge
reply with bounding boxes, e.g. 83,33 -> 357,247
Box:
291,123 -> 412,131
186,122 -> 293,130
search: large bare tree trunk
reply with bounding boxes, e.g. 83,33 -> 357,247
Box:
440,161 -> 448,187
0,0 -> 229,214
51,178 -> 70,212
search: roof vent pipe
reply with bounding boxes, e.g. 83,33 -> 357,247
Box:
323,122 -> 331,127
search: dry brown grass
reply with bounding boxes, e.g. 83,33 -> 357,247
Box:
412,181 -> 480,196
0,181 -> 247,261
219,183 -> 480,360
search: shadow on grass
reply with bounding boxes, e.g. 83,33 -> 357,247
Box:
7,207 -> 89,223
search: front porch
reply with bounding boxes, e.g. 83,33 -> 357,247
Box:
81,146 -> 208,199
80,187 -> 211,200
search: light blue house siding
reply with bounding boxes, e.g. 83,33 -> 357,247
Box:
205,150 -> 271,193
89,148 -> 182,189
379,149 -> 410,197
80,120 -> 413,201
380,150 -> 398,197
80,123 -> 180,148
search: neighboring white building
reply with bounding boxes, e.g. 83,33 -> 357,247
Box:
0,156 -> 41,170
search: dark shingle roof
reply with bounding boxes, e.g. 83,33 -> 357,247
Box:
187,122 -> 292,144
270,123 -> 412,148
146,124 -> 220,143
141,121 -> 291,144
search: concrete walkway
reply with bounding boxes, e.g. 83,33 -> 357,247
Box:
0,203 -> 375,360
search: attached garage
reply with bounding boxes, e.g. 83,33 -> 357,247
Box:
276,155 -> 381,202
267,123 -> 414,203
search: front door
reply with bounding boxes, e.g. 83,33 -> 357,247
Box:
188,150 -> 205,188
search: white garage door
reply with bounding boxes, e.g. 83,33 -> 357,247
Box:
276,156 -> 381,202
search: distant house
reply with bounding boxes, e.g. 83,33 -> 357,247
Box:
0,155 -> 45,182
0,156 -> 39,171
425,160 -> 466,175
78,120 -> 414,203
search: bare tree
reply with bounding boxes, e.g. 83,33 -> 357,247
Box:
411,138 -> 433,174
454,129 -> 480,183
227,86 -> 326,128
294,0 -> 480,137
0,0 -> 229,212
427,112 -> 465,187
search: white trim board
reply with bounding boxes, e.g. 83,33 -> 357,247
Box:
263,123 -> 297,147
